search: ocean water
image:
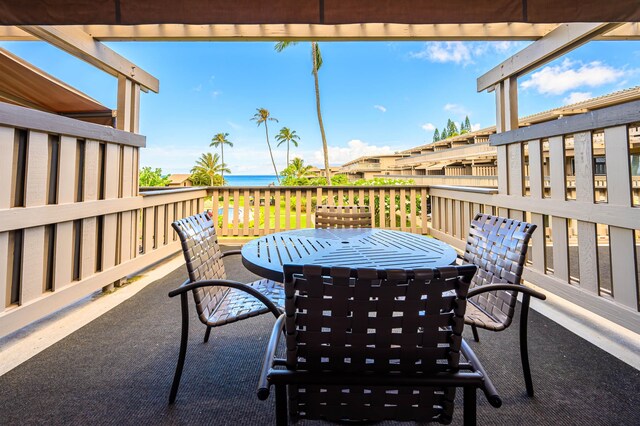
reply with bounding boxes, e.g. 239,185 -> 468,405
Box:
224,175 -> 279,186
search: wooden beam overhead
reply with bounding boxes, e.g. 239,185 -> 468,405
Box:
1,0 -> 639,25
2,23 -> 640,42
477,23 -> 622,92
18,25 -> 159,93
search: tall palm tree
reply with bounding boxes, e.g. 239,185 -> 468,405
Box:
251,108 -> 280,184
275,127 -> 300,166
191,152 -> 230,186
275,41 -> 331,185
210,132 -> 233,180
288,157 -> 312,179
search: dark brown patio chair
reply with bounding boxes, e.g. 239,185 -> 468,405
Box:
462,213 -> 546,397
314,205 -> 372,228
258,264 -> 501,425
167,212 -> 285,403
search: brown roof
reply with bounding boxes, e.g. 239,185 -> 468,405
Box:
403,86 -> 640,153
0,1 -> 638,25
0,48 -> 114,126
168,174 -> 192,184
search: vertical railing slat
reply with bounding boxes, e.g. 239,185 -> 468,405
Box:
21,131 -> 49,302
399,189 -> 407,231
232,189 -> 240,236
243,189 -> 250,237
222,190 -> 229,236
295,189 -> 302,230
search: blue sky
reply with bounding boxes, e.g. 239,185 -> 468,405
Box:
2,40 -> 639,174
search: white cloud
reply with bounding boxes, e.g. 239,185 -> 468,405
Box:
313,140 -> 394,165
410,41 -> 528,65
373,105 -> 387,113
471,123 -> 481,131
227,121 -> 242,130
411,42 -> 473,65
211,90 -> 221,98
563,91 -> 592,105
421,123 -> 435,131
520,59 -> 626,96
443,103 -> 470,117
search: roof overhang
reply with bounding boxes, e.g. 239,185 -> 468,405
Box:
0,47 -> 114,126
0,1 -> 638,26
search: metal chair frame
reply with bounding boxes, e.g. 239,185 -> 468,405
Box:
167,213 -> 284,404
258,264 -> 502,425
462,213 -> 546,397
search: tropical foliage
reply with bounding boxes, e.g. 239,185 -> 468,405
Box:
251,107 -> 280,184
275,127 -> 300,166
139,167 -> 171,187
190,152 -> 229,186
210,132 -> 233,179
275,41 -> 332,185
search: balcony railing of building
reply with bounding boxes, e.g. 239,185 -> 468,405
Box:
428,100 -> 640,335
0,100 -> 638,339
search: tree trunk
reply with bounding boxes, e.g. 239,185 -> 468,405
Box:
265,122 -> 280,183
221,144 -> 224,180
312,42 -> 331,186
287,142 -> 290,167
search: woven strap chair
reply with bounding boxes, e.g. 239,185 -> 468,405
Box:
258,264 -> 501,425
462,213 -> 546,397
167,212 -> 285,404
314,205 -> 372,228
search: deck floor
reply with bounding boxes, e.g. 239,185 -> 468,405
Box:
0,248 -> 638,425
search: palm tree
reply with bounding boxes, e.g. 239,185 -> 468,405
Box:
275,127 -> 300,166
287,157 -> 312,179
191,152 -> 230,186
275,41 -> 331,185
251,108 -> 280,184
210,132 -> 233,180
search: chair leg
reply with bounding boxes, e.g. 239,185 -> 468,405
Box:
520,293 -> 535,397
471,324 -> 480,342
203,326 -> 212,343
463,387 -> 477,426
275,384 -> 288,426
169,293 -> 190,404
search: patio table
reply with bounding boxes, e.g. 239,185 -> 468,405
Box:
241,228 -> 458,282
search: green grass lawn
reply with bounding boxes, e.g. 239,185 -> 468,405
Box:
204,196 -> 313,230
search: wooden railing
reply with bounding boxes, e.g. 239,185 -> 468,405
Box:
429,100 -> 640,334
2,99 -> 638,338
209,186 -> 429,238
0,103 -> 208,337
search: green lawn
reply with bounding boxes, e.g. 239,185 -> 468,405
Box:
204,196 -> 313,231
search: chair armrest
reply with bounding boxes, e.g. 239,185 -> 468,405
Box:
221,249 -> 242,258
461,339 -> 502,408
257,314 -> 286,400
168,278 -> 282,317
467,283 -> 546,300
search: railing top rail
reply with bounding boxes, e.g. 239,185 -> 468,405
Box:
207,185 -> 431,190
0,101 -> 146,147
428,185 -> 499,194
490,99 -> 640,146
140,187 -> 209,196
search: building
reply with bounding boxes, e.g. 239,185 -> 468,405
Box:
380,87 -> 640,198
167,174 -> 193,187
339,154 -> 410,180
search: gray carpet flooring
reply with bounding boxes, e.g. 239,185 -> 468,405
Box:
0,247 -> 638,425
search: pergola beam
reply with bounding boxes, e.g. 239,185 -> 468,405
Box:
3,23 -> 639,42
477,23 -> 622,92
18,26 -> 159,93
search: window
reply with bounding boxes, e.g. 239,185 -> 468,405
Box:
594,157 -> 606,175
